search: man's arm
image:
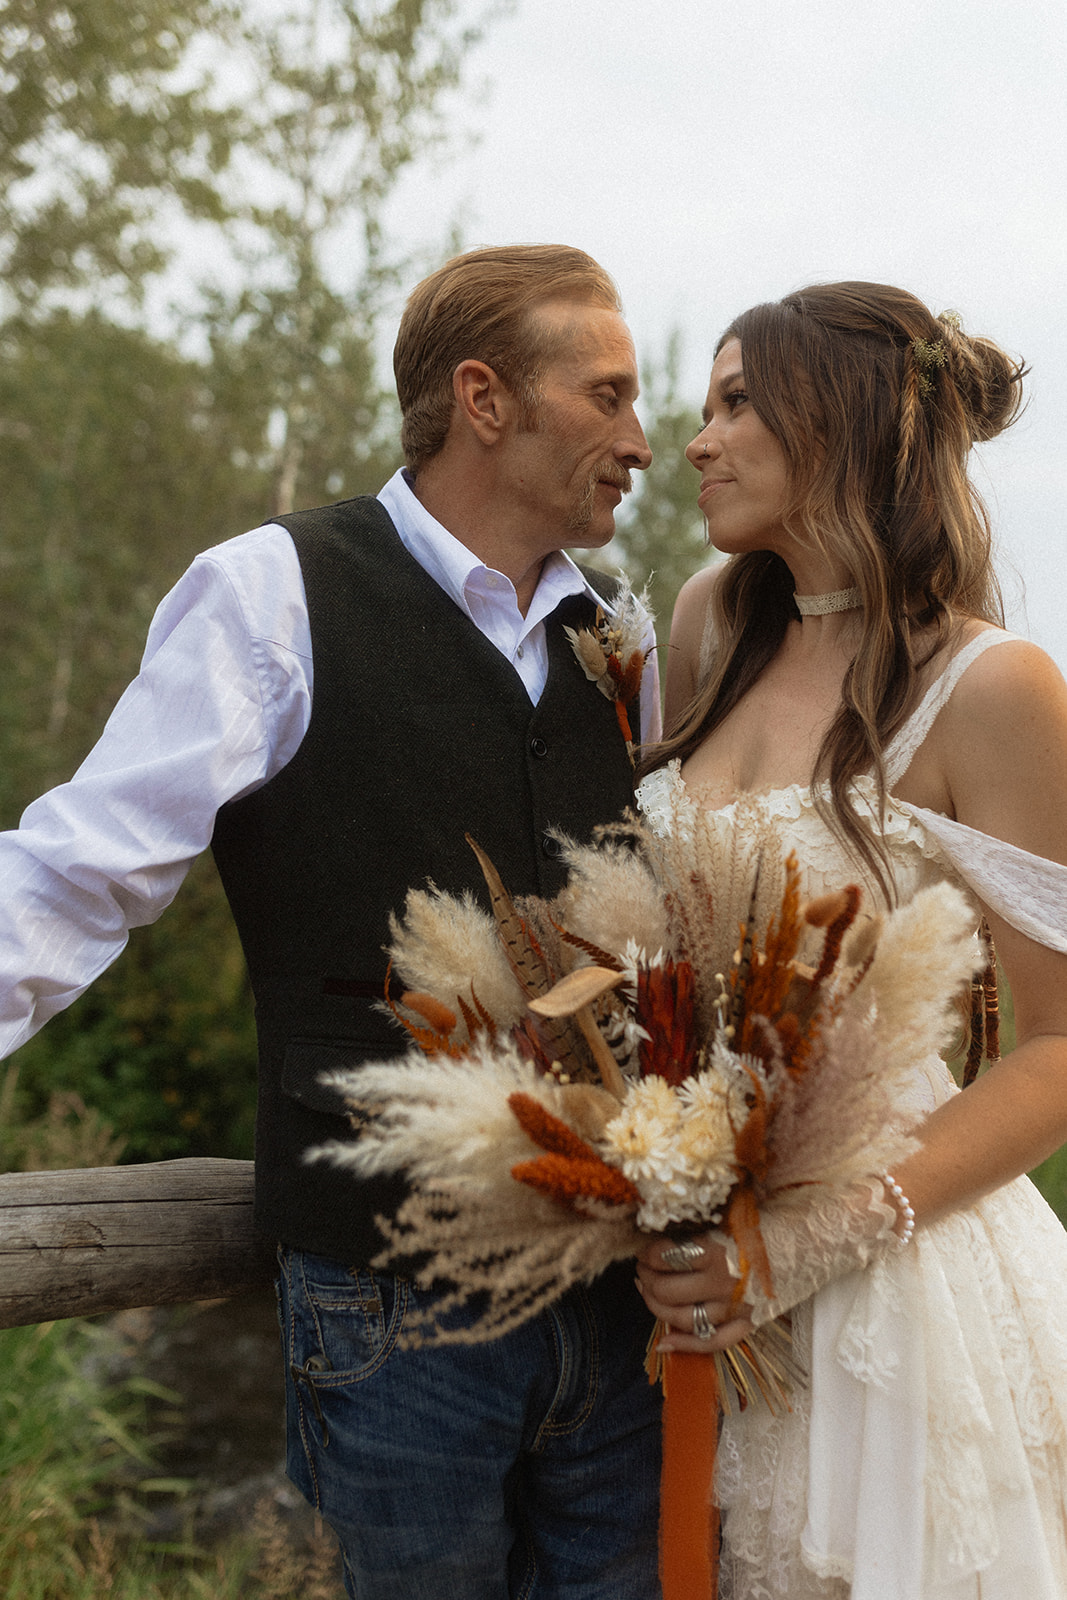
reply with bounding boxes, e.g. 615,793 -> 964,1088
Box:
0,525 -> 312,1057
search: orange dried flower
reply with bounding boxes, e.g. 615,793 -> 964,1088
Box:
457,987 -> 497,1043
512,1152 -> 640,1210
736,855 -> 804,1049
509,1092 -> 640,1211
810,884 -> 862,987
508,1091 -> 592,1160
637,960 -> 697,1086
384,964 -> 466,1057
725,1184 -> 774,1302
401,991 -> 458,1035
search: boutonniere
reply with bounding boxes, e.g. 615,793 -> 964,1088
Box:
563,578 -> 653,764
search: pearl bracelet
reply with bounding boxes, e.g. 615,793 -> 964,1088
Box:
883,1174 -> 916,1249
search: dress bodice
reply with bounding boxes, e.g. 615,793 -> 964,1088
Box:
637,762 -> 947,908
638,629 -> 1067,956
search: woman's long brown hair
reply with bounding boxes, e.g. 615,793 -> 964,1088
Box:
641,282 -> 1026,902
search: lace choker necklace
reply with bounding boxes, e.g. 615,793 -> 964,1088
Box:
793,585 -> 862,616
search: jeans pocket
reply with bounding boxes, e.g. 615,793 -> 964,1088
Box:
287,1249 -> 408,1382
281,1249 -> 411,1512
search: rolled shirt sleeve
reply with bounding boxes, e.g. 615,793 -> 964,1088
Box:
0,525 -> 313,1056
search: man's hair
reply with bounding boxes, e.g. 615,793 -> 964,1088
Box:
393,244 -> 622,470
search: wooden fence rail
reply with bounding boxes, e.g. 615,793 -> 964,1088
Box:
0,1159 -> 275,1329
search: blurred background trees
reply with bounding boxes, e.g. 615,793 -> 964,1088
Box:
613,328 -> 711,651
0,0 -> 705,1162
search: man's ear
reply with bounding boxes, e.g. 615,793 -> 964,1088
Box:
452,360 -> 514,445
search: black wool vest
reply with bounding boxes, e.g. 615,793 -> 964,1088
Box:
211,496 -> 642,1263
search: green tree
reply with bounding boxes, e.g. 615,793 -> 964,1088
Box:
613,331 -> 718,706
202,0 -> 488,513
0,0 -> 236,311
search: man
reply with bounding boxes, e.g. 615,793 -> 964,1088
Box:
0,245 -> 662,1596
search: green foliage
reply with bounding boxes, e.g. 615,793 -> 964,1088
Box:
0,312 -> 264,1163
0,1315 -> 294,1597
615,329 -> 717,664
0,1318 -> 157,1591
0,0 -> 237,308
10,855 -> 258,1163
201,277 -> 402,516
0,311 -> 270,812
1,0 -> 484,508
0,1058 -> 126,1173
203,0 -> 480,513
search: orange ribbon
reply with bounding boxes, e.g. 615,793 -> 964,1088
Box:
659,1350 -> 720,1600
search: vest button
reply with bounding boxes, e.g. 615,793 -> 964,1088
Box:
542,833 -> 564,858
529,736 -> 548,758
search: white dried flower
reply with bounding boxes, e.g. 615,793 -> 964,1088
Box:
601,1070 -> 736,1231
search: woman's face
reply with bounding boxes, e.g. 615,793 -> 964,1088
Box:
686,338 -> 793,558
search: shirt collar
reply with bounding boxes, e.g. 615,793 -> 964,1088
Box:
376,467 -> 609,622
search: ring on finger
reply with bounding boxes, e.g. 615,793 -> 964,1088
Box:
691,1302 -> 714,1342
661,1239 -> 706,1271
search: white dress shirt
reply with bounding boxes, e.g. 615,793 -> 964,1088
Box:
0,469 -> 660,1057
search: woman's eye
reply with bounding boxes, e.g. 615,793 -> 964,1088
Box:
726,389 -> 748,411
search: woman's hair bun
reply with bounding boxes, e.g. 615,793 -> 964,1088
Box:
939,314 -> 1027,443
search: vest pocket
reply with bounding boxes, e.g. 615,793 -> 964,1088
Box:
281,1037 -> 388,1117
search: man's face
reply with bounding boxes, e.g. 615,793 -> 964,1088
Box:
504,301 -> 652,551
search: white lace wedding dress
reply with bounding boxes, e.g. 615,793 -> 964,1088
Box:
637,631 -> 1067,1600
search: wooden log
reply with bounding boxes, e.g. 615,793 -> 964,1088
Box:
0,1158 -> 276,1329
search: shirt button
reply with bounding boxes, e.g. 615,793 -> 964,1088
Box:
530,737 -> 548,758
516,644 -> 524,659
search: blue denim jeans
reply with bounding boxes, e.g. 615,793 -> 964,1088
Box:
277,1247 -> 662,1599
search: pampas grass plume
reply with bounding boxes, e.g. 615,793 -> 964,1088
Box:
387,885 -> 526,1040
852,883 -> 982,1060
554,838 -> 668,961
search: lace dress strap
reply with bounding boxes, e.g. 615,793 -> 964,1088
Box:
896,802 -> 1067,952
883,629 -> 1023,788
879,627 -> 1067,953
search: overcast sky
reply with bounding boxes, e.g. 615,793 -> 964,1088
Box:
382,0 -> 1067,671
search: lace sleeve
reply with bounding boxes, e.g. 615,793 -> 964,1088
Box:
634,761 -> 689,838
725,1178 -> 904,1326
898,803 -> 1067,954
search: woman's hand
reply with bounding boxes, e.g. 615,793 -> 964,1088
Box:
635,1232 -> 755,1353
638,1181 -> 908,1351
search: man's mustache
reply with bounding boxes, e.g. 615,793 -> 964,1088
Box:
596,462 -> 633,495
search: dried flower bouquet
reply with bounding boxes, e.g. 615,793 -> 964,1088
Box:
311,794 -> 983,1382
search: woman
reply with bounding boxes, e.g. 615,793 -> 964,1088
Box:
634,282 -> 1067,1598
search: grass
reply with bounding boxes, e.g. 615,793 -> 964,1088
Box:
0,1067 -> 342,1596
0,1319 -> 341,1598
